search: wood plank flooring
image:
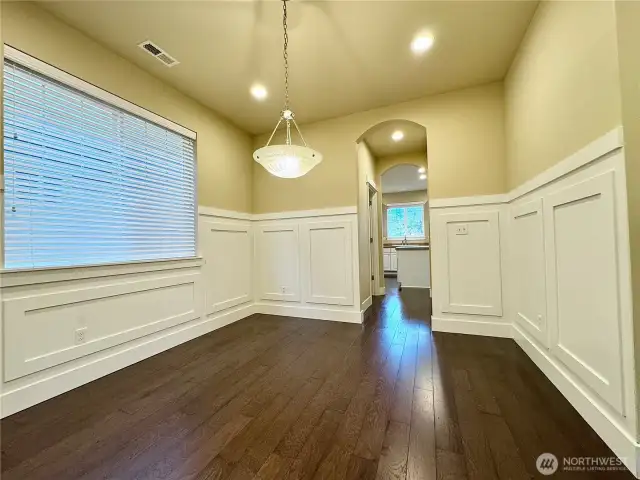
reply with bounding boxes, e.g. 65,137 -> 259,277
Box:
1,279 -> 634,479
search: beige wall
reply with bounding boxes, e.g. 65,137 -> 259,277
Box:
254,82 -> 506,213
2,2 -> 253,212
375,150 -> 429,206
505,0 -> 622,189
382,190 -> 428,205
376,151 -> 428,178
613,0 -> 640,434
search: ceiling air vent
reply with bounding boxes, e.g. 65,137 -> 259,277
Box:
138,40 -> 180,67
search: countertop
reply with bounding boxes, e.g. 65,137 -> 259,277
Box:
394,245 -> 430,251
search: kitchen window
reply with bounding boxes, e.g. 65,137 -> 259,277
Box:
386,204 -> 425,240
3,48 -> 197,270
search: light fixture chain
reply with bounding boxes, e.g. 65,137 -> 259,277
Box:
282,0 -> 289,110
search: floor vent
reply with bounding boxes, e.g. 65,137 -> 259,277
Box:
138,40 -> 179,67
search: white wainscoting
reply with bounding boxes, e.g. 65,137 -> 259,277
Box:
430,127 -> 639,476
0,206 -> 362,417
545,171 -> 625,414
254,210 -> 362,323
510,198 -> 547,347
200,220 -> 252,314
0,258 -> 256,418
511,148 -> 638,475
430,204 -> 510,337
255,224 -> 301,302
4,270 -> 203,382
302,220 -> 354,306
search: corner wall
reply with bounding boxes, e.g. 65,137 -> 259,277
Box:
356,142 -> 377,303
613,0 -> 640,436
505,0 -> 622,189
2,2 -> 253,212
430,129 -> 639,475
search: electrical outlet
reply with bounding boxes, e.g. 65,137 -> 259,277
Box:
75,327 -> 87,344
454,224 -> 469,235
281,286 -> 287,294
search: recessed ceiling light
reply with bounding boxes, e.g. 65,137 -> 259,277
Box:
391,131 -> 404,142
418,167 -> 426,174
411,32 -> 434,55
419,174 -> 427,180
250,83 -> 268,101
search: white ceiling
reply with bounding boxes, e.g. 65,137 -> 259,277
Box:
382,164 -> 426,194
38,0 -> 538,134
360,120 -> 427,158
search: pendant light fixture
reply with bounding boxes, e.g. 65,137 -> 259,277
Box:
253,0 -> 322,178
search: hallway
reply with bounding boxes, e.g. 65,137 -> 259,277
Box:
0,281 -> 631,479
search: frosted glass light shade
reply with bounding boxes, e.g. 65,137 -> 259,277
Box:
253,144 -> 322,179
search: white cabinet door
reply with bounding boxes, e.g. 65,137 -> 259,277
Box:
390,252 -> 398,271
383,253 -> 391,271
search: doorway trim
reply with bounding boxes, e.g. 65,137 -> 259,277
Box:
367,181 -> 384,296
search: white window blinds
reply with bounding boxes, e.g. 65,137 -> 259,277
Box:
3,59 -> 197,269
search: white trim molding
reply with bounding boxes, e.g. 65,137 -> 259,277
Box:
255,303 -> 363,324
428,126 -> 624,211
197,205 -> 358,222
507,127 -> 624,203
2,303 -> 255,417
361,295 -> 373,314
430,194 -> 509,209
514,325 -> 640,477
252,206 -> 357,221
198,206 -> 253,221
432,317 -> 512,338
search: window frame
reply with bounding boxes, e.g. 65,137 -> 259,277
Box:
2,45 -> 199,272
385,201 -> 426,240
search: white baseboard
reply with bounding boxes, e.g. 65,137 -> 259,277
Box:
361,296 -> 372,313
513,325 -> 640,478
375,286 -> 386,296
1,303 -> 255,418
431,316 -> 513,338
255,303 -> 363,324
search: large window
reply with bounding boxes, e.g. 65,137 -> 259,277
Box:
3,52 -> 197,269
386,204 -> 425,239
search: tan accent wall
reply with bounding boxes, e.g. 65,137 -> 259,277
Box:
382,191 -> 428,205
613,0 -> 640,434
505,0 -> 622,189
376,151 -> 428,177
253,82 -> 506,213
2,2 -> 253,212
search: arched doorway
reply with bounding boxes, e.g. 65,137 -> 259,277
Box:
355,119 -> 430,301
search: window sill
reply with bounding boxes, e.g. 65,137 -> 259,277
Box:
0,257 -> 203,288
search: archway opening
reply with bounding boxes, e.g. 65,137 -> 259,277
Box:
355,119 -> 430,302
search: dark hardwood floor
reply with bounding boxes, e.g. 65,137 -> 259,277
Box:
1,279 -> 633,479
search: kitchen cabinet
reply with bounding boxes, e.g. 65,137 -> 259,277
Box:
383,247 -> 398,272
396,246 -> 430,288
